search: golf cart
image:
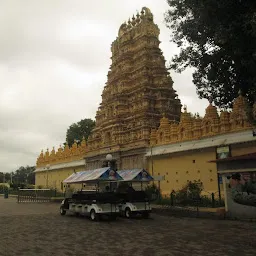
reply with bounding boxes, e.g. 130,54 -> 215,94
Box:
60,167 -> 123,221
116,169 -> 153,219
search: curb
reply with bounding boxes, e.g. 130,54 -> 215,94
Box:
151,205 -> 256,222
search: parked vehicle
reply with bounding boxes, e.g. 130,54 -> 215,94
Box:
116,169 -> 154,218
60,167 -> 123,221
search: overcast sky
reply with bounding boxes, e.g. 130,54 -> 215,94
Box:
0,0 -> 209,173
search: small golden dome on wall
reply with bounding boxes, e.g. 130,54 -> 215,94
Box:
204,97 -> 219,120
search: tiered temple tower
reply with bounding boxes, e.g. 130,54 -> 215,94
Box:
85,7 -> 181,169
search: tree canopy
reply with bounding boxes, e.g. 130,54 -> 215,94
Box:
165,0 -> 256,108
0,165 -> 35,188
65,118 -> 95,147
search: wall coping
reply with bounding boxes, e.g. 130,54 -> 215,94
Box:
146,129 -> 256,157
34,159 -> 86,173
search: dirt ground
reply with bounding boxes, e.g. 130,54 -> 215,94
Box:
0,197 -> 255,256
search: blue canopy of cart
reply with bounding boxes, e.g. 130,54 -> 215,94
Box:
63,167 -> 123,183
117,169 -> 154,182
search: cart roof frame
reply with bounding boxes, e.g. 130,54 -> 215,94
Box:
117,169 -> 154,182
63,167 -> 123,184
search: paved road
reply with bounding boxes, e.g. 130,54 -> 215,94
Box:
0,197 -> 255,256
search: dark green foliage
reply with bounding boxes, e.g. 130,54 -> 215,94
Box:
0,184 -> 8,193
0,166 -> 35,187
66,118 -> 95,147
11,166 -> 35,185
233,193 -> 256,207
145,183 -> 161,201
172,180 -> 203,204
165,0 -> 256,109
155,180 -> 225,207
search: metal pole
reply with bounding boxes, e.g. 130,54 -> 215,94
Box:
46,171 -> 48,188
151,146 -> 154,185
218,174 -> 221,202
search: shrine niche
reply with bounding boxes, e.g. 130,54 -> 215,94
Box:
202,99 -> 220,137
220,111 -> 230,133
230,90 -> 251,131
177,106 -> 193,141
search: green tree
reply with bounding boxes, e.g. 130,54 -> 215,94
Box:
12,166 -> 35,186
65,118 -> 95,147
0,172 -> 4,183
0,172 -> 12,183
165,0 -> 256,109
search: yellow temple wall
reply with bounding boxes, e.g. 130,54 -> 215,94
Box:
148,148 -> 218,196
148,139 -> 256,197
35,165 -> 85,191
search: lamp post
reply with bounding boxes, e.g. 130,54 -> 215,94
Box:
106,154 -> 113,167
46,164 -> 50,188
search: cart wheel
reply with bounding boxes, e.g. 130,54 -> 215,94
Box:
90,209 -> 98,221
124,208 -> 131,218
142,212 -> 149,219
60,206 -> 66,216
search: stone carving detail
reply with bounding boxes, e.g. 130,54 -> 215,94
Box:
151,92 -> 254,146
230,90 -> 251,130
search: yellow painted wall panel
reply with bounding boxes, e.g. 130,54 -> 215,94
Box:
148,149 -> 218,196
35,165 -> 85,191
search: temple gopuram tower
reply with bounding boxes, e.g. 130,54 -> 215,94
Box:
85,7 -> 181,169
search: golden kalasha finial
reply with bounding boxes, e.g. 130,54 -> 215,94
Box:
183,105 -> 187,112
208,97 -> 213,104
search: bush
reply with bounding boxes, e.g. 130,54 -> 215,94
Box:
10,183 -> 26,190
233,192 -> 256,207
172,180 -> 203,205
145,183 -> 161,201
0,184 -> 8,193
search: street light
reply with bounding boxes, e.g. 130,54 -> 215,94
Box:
106,154 -> 113,167
46,164 -> 50,188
